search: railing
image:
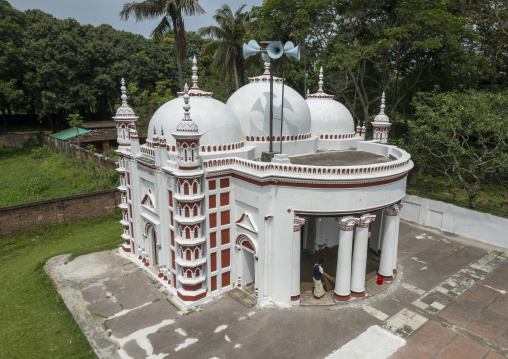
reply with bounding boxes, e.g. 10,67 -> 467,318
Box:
202,153 -> 412,179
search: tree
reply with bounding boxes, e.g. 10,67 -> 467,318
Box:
198,4 -> 250,90
0,0 -> 28,122
409,89 -> 508,209
120,0 -> 205,91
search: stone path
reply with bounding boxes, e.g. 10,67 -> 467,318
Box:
45,220 -> 508,359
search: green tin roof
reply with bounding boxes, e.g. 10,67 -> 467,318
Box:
49,127 -> 92,140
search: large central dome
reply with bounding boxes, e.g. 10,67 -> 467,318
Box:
147,58 -> 244,151
226,63 -> 311,141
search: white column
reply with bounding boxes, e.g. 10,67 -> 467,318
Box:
291,217 -> 306,303
333,217 -> 358,301
351,214 -> 376,297
236,246 -> 242,288
378,204 -> 403,280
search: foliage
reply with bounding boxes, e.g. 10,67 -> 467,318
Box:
0,145 -> 119,207
198,4 -> 250,90
409,89 -> 508,209
0,211 -> 122,359
102,147 -> 119,160
30,145 -> 53,159
120,0 -> 205,91
0,0 -> 28,116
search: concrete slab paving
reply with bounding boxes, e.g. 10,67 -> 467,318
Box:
45,220 -> 508,359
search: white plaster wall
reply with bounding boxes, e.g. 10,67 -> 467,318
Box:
316,138 -> 361,151
315,217 -> 340,249
401,194 -> 508,249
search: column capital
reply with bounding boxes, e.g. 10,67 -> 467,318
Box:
336,217 -> 359,231
385,203 -> 403,216
358,214 -> 376,228
293,216 -> 306,232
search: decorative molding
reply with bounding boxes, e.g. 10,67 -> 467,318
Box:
385,203 -> 403,216
357,214 -> 376,228
236,213 -> 258,234
293,217 -> 306,232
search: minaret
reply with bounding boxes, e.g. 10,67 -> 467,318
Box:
113,79 -> 138,152
172,84 -> 207,303
371,92 -> 391,144
113,79 -> 138,254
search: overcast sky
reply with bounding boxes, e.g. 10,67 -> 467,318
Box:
8,0 -> 262,38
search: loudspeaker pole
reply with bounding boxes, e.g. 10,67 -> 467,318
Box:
269,58 -> 274,153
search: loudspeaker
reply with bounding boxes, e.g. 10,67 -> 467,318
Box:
243,40 -> 261,59
267,41 -> 284,59
284,41 -> 300,60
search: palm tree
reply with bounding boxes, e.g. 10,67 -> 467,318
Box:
198,4 -> 250,90
120,0 -> 205,90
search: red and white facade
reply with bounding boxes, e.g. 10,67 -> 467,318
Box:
114,61 -> 412,309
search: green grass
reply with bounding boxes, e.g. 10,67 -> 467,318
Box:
407,174 -> 508,217
0,211 -> 123,359
0,146 -> 119,207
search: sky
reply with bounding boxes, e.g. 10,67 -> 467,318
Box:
8,0 -> 262,38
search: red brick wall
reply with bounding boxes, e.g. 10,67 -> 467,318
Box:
0,189 -> 121,239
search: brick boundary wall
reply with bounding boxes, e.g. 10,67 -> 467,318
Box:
0,134 -> 42,148
0,189 -> 121,239
43,135 -> 118,170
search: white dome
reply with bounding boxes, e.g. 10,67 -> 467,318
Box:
226,65 -> 311,141
307,98 -> 355,136
148,96 -> 243,148
306,67 -> 355,137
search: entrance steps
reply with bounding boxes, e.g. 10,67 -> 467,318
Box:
228,288 -> 257,308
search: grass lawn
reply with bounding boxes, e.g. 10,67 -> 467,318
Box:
0,211 -> 123,359
0,146 -> 119,207
407,174 -> 508,217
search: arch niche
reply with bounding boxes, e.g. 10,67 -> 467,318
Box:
145,222 -> 159,266
235,234 -> 259,298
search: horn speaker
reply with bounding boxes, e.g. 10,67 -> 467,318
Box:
266,41 -> 284,59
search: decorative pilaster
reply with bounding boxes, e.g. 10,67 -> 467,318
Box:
113,79 -> 138,254
291,217 -> 306,303
351,215 -> 376,297
172,84 -> 207,303
378,203 -> 403,280
333,217 -> 359,301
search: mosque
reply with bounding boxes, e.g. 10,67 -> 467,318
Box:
114,57 -> 413,309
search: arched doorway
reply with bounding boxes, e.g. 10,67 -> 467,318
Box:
235,235 -> 258,298
145,223 -> 159,266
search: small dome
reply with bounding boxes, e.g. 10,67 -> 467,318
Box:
226,62 -> 311,140
147,58 -> 243,149
306,68 -> 354,137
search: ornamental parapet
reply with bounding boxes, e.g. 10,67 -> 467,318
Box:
175,236 -> 206,246
202,147 -> 412,181
176,256 -> 206,268
173,214 -> 206,225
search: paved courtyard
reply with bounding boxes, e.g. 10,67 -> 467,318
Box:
45,220 -> 508,359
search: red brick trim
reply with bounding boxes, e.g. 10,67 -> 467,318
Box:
333,292 -> 351,301
350,290 -> 366,298
291,294 -> 301,301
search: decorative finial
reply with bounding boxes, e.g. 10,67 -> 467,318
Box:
154,127 -> 156,135
318,67 -> 324,93
306,88 -> 310,99
191,56 -> 199,90
160,126 -> 164,136
114,78 -> 137,118
121,78 -> 128,104
183,83 -> 190,119
176,83 -> 199,132
263,61 -> 270,75
380,92 -> 386,115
